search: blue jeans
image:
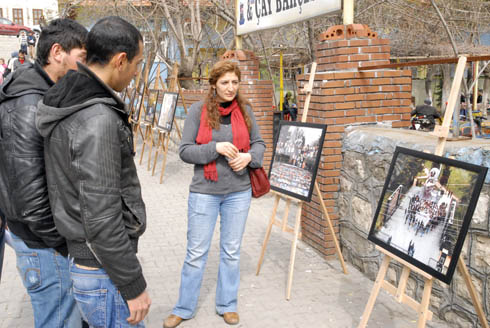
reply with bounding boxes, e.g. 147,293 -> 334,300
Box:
70,263 -> 145,328
9,232 -> 81,328
0,213 -> 5,282
173,188 -> 252,319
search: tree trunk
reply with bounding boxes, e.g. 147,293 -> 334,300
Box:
179,58 -> 195,90
425,66 -> 435,101
441,64 -> 452,116
306,20 -> 316,62
482,75 -> 490,118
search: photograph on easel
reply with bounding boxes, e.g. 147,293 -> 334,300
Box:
144,89 -> 160,124
268,121 -> 327,202
156,92 -> 179,132
368,147 -> 488,283
130,84 -> 144,122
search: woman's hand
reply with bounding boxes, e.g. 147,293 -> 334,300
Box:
228,153 -> 252,172
216,142 -> 239,159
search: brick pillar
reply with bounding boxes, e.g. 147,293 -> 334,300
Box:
222,50 -> 275,168
297,25 -> 412,258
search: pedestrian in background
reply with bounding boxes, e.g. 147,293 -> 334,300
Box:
6,51 -> 18,76
0,18 -> 88,327
0,58 -> 6,84
37,16 -> 150,328
12,50 -> 29,72
27,31 -> 37,59
164,60 -> 265,328
18,30 -> 28,54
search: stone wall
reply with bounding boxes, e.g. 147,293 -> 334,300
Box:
339,126 -> 490,327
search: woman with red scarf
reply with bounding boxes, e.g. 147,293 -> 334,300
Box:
164,61 -> 265,328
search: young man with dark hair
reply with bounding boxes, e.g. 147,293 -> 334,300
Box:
37,16 -> 151,327
0,18 -> 88,327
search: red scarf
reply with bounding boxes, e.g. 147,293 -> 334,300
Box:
196,99 -> 250,181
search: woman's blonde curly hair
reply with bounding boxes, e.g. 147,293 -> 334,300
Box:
204,60 -> 252,132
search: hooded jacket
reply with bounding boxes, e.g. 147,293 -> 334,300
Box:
36,62 -> 147,300
0,62 -> 67,254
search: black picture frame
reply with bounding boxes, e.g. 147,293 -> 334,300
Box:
268,121 -> 327,202
144,89 -> 160,124
130,82 -> 145,123
368,146 -> 488,284
156,92 -> 179,132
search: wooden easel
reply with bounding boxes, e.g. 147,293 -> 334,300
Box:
359,56 -> 489,328
151,130 -> 171,183
140,65 -> 165,170
256,62 -> 348,300
132,53 -> 154,150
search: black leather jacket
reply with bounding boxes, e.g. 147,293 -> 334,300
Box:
0,62 -> 67,253
36,63 -> 147,300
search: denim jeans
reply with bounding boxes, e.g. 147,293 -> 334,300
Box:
0,213 -> 5,282
9,232 -> 81,328
70,263 -> 145,328
173,188 -> 252,319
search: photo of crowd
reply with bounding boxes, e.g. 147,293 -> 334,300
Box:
269,122 -> 326,202
369,147 -> 487,283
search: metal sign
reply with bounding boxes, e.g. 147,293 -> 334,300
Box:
236,0 -> 342,35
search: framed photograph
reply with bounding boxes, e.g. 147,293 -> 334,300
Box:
130,84 -> 145,123
268,121 -> 327,202
156,92 -> 179,132
144,89 -> 160,124
368,146 -> 488,284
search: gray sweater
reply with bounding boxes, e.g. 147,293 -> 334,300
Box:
179,101 -> 266,195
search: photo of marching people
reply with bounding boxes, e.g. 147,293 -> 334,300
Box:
369,147 -> 487,283
269,121 -> 326,201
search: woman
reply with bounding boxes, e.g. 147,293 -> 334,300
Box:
164,61 -> 265,328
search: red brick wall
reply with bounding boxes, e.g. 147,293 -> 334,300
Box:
240,80 -> 275,167
295,25 -> 412,258
177,90 -> 207,108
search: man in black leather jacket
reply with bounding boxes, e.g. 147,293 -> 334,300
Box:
0,19 -> 87,327
411,98 -> 441,130
36,16 -> 151,327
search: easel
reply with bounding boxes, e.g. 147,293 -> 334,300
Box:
256,62 -> 348,300
140,65 -> 165,170
359,56 -> 489,328
132,55 -> 153,150
151,63 -> 182,183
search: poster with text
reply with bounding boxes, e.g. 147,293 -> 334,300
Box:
236,0 -> 341,35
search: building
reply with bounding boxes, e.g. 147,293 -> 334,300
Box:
0,0 -> 59,31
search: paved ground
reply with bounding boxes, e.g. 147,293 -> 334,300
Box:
0,35 -> 21,63
0,141 -> 450,328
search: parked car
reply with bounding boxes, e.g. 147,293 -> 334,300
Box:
0,17 -> 33,36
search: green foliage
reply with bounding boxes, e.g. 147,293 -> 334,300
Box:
389,154 -> 424,190
446,166 -> 479,205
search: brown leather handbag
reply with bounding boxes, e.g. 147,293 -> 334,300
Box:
249,167 -> 270,198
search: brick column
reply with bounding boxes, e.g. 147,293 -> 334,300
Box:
297,25 -> 412,258
222,50 -> 275,168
